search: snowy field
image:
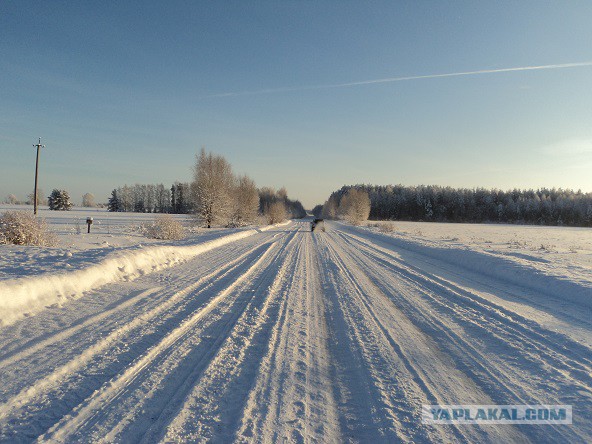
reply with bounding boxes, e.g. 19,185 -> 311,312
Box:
0,210 -> 591,442
365,220 -> 592,295
0,205 -> 223,280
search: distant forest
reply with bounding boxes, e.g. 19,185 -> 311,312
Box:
318,185 -> 592,227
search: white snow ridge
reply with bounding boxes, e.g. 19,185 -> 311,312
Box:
0,230 -> 260,326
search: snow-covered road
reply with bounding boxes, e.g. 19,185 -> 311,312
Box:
1,220 -> 590,442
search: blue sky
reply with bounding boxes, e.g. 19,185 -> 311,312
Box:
1,1 -> 591,208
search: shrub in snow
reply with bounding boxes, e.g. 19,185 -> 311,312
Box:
143,215 -> 185,240
379,222 -> 396,233
265,201 -> 287,225
48,189 -> 73,211
0,211 -> 57,246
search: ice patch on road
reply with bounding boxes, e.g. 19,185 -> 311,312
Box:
0,221 -> 290,326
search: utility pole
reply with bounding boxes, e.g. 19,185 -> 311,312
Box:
33,138 -> 45,215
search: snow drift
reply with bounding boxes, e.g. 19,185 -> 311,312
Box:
0,222 -> 289,326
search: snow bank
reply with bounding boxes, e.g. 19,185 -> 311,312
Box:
0,221 -> 290,326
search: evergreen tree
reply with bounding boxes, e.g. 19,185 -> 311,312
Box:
177,183 -> 187,213
170,184 -> 177,213
48,189 -> 73,211
107,189 -> 121,212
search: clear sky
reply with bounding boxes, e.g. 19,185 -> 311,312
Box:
1,1 -> 591,208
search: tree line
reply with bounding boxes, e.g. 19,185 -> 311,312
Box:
258,186 -> 306,223
108,148 -> 306,226
108,183 -> 189,214
318,184 -> 592,227
3,189 -> 96,210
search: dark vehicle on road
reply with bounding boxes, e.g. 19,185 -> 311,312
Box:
311,218 -> 325,232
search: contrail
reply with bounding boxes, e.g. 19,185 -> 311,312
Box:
206,61 -> 592,98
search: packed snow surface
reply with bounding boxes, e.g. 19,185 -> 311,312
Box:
0,214 -> 590,442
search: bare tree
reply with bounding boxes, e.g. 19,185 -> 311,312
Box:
276,187 -> 288,200
27,189 -> 47,206
190,148 -> 234,228
4,194 -> 18,205
119,185 -> 133,212
339,189 -> 371,225
82,193 -> 96,207
229,174 -> 259,226
321,195 -> 338,219
155,184 -> 170,213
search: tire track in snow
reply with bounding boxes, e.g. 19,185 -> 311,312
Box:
0,287 -> 162,372
337,229 -> 592,398
153,227 -> 304,442
38,232 -> 289,443
338,229 -> 592,378
126,227 -> 301,442
0,231 -> 283,366
0,234 -> 284,440
236,230 -> 340,443
330,228 -> 591,442
319,230 -> 532,443
315,233 -> 453,443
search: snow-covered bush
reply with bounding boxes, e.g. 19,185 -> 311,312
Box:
143,215 -> 185,240
265,201 -> 287,225
48,189 -> 73,211
0,211 -> 57,246
379,222 -> 396,233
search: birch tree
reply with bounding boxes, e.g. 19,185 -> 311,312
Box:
191,148 -> 234,228
229,174 -> 259,226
